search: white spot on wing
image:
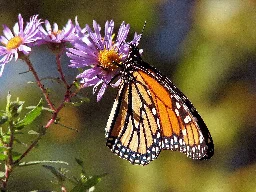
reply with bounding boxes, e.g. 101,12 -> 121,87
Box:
175,109 -> 179,116
184,115 -> 191,124
182,129 -> 187,136
176,102 -> 181,109
152,107 -> 157,115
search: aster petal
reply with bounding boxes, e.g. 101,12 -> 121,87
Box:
77,68 -> 100,79
81,77 -> 100,87
53,23 -> 58,33
93,79 -> 104,95
117,22 -> 130,43
85,24 -> 93,34
0,53 -> 13,65
96,82 -> 107,102
59,19 -> 74,41
111,78 -> 121,88
81,36 -> 96,51
0,46 -> 7,54
0,64 -> 5,76
68,57 -> 97,67
14,51 -> 18,61
45,20 -> 52,33
2,25 -> 14,40
24,15 -> 40,36
19,44 -> 31,55
89,32 -> 104,50
75,16 -> 87,37
104,20 -> 114,49
63,20 -> 73,34
130,32 -> 142,45
86,21 -> 104,50
75,16 -> 82,32
67,49 -> 96,61
0,36 -> 8,45
18,14 -> 24,33
39,25 -> 48,36
23,15 -> 42,42
105,20 -> 114,37
70,43 -> 96,57
13,22 -> 20,36
92,20 -> 101,40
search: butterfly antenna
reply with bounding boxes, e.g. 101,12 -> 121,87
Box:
141,21 -> 147,38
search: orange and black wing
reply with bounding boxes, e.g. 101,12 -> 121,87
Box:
137,68 -> 214,160
105,45 -> 214,165
105,73 -> 162,165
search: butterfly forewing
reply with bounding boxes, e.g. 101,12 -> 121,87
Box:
137,66 -> 213,160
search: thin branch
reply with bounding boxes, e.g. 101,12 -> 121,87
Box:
22,55 -> 56,111
56,52 -> 69,89
13,133 -> 43,165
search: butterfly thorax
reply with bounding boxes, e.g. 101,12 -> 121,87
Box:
120,45 -> 145,83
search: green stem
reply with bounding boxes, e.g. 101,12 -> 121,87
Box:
2,121 -> 15,190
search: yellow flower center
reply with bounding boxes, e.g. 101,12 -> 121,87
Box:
52,30 -> 62,37
98,49 -> 122,71
6,36 -> 23,50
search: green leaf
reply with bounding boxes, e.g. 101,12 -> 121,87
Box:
12,151 -> 22,161
42,165 -> 66,182
26,106 -> 54,113
13,138 -> 27,146
0,171 -> 5,178
73,80 -> 81,89
5,93 -> 24,118
2,134 -> 10,143
0,153 -> 7,161
0,113 -> 8,125
0,146 -> 8,152
15,99 -> 43,129
8,99 -> 24,119
19,160 -> 69,167
5,92 -> 11,113
28,130 -> 40,135
75,158 -> 84,168
70,173 -> 107,192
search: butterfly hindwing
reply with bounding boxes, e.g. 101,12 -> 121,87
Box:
106,75 -> 162,165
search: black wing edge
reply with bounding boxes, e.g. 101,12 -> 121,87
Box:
184,98 -> 214,160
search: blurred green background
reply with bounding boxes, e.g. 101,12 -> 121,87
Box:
1,0 -> 256,191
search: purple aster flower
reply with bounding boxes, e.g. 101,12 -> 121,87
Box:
39,19 -> 75,44
0,14 -> 42,76
67,20 -> 141,101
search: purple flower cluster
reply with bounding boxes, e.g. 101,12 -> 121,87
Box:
67,20 -> 141,101
0,14 -> 141,101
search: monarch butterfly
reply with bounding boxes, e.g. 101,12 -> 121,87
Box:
105,44 -> 214,165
